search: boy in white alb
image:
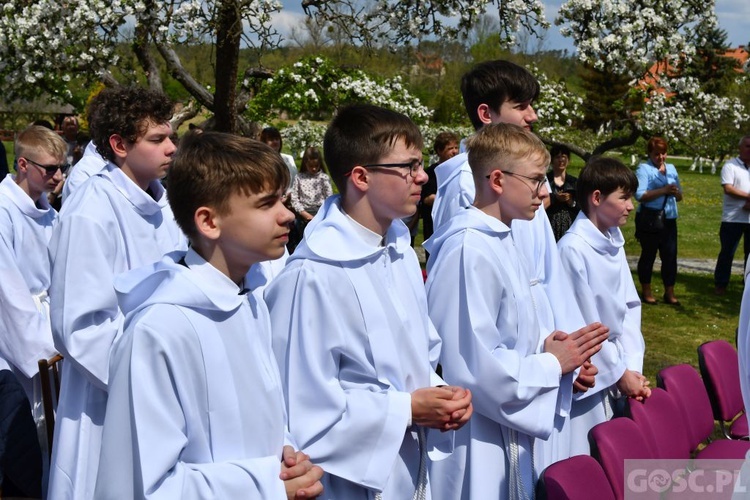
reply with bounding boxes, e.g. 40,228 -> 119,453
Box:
265,104 -> 474,499
0,126 -> 67,497
48,86 -> 187,499
0,126 -> 65,404
425,123 -> 608,500
95,132 -> 323,499
557,156 -> 651,455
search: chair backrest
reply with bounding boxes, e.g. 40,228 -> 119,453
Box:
589,417 -> 655,500
657,364 -> 715,450
626,388 -> 692,460
38,353 -> 63,457
698,340 -> 744,424
538,454 -> 615,500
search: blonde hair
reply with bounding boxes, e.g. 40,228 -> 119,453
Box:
15,125 -> 67,162
466,123 -> 549,183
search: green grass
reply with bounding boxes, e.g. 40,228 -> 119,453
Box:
3,141 -> 13,171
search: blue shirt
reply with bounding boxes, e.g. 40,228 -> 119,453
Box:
635,160 -> 681,219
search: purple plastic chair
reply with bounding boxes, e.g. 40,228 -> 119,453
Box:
626,388 -> 693,460
657,364 -> 750,459
698,340 -> 749,440
538,454 -> 615,500
589,417 -> 657,500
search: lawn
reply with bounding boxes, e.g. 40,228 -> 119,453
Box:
3,140 -> 742,382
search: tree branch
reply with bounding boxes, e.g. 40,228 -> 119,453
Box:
155,42 -> 215,110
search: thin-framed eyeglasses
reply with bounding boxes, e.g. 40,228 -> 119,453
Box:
22,157 -> 70,175
360,158 -> 425,178
486,170 -> 546,196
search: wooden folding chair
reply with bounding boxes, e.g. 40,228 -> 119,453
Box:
38,353 -> 63,457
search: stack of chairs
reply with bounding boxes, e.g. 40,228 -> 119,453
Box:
537,340 -> 750,500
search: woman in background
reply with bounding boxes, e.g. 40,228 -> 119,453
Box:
260,126 -> 297,191
635,136 -> 683,305
546,144 -> 579,241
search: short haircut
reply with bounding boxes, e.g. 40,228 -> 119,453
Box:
15,125 -> 67,162
433,131 -> 459,155
576,156 -> 638,215
646,136 -> 668,155
461,60 -> 540,131
739,135 -> 750,146
323,104 -> 424,195
88,86 -> 173,163
465,123 -> 549,185
300,146 -> 325,174
260,127 -> 283,150
550,144 -> 571,159
167,131 -> 290,242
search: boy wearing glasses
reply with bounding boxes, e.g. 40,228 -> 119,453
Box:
265,104 -> 473,499
48,86 -> 186,499
430,59 -> 601,469
425,124 -> 608,500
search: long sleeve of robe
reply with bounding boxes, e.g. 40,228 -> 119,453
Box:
0,175 -> 58,384
265,196 -> 443,500
48,164 -> 186,500
424,207 -> 562,500
95,250 -> 289,500
557,212 -> 645,454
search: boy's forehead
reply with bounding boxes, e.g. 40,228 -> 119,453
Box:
140,120 -> 172,136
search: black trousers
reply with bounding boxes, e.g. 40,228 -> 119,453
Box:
637,217 -> 678,287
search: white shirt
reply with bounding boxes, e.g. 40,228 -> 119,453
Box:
61,141 -> 107,202
720,157 -> 750,223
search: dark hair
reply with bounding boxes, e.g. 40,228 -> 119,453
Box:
576,156 -> 638,215
299,146 -> 325,174
550,144 -> 571,159
433,131 -> 460,155
647,136 -> 668,155
259,127 -> 283,152
461,60 -> 540,130
323,104 -> 423,195
88,86 -> 173,163
168,131 -> 290,242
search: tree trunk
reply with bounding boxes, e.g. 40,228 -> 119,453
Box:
214,0 -> 242,133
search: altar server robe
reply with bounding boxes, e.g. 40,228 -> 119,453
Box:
95,249 -> 289,499
0,175 -> 58,397
265,195 -> 444,500
557,213 -> 644,454
425,207 -> 563,500
430,155 -> 584,467
61,141 -> 107,202
48,163 -> 186,499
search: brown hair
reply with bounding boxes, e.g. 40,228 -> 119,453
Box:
646,137 -> 668,155
168,131 -> 290,242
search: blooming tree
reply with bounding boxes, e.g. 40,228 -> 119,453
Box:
0,0 -> 549,133
247,56 -> 433,124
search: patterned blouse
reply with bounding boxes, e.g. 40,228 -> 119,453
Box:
290,170 -> 334,214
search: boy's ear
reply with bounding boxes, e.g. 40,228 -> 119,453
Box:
194,206 -> 221,241
347,165 -> 370,193
476,104 -> 494,126
16,157 -> 29,176
487,169 -> 504,195
109,134 -> 128,159
590,189 -> 603,207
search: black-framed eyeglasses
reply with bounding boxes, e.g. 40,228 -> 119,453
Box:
22,157 -> 70,175
361,158 -> 425,178
486,170 -> 546,196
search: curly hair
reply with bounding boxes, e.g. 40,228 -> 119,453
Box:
87,86 -> 173,163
